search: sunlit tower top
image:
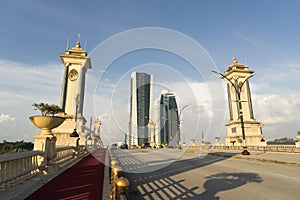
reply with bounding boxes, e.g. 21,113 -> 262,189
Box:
60,36 -> 91,117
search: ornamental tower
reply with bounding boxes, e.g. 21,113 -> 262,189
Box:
53,37 -> 91,146
224,57 -> 264,146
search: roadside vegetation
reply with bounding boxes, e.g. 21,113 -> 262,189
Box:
267,137 -> 297,145
0,140 -> 33,154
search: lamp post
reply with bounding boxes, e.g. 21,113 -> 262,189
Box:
70,94 -> 80,137
212,69 -> 255,155
149,118 -> 162,148
178,104 -> 190,146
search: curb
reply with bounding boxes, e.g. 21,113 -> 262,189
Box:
208,152 -> 300,167
102,150 -> 111,200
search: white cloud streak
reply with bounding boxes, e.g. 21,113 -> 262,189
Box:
0,114 -> 15,123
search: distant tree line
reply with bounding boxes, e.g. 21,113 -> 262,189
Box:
267,137 -> 297,145
0,140 -> 34,154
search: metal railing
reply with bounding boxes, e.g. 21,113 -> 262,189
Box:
107,147 -> 130,200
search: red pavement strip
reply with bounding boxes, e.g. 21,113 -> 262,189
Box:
26,149 -> 106,200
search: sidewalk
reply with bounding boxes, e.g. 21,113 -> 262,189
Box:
209,149 -> 300,166
25,149 -> 106,200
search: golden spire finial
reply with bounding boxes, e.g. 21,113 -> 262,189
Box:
233,56 -> 238,65
75,34 -> 81,48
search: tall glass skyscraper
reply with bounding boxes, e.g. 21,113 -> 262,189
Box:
160,90 -> 179,147
129,72 -> 153,147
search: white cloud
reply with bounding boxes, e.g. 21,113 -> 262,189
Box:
1,57 -> 299,144
251,61 -> 300,95
84,75 -> 227,145
0,59 -> 63,141
253,93 -> 300,124
0,114 -> 15,123
0,60 -> 62,97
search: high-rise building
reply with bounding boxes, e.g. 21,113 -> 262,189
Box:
152,98 -> 161,147
129,72 -> 153,147
160,90 -> 179,147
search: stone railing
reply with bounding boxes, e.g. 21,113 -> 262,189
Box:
213,145 -> 300,153
183,144 -> 212,154
54,146 -> 76,165
54,145 -> 86,165
0,145 -> 87,192
0,151 -> 44,191
181,144 -> 300,154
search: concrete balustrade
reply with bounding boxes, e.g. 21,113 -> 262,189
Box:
181,144 -> 300,154
54,146 -> 76,165
54,145 -> 87,165
0,151 -> 44,191
0,145 -> 88,192
213,145 -> 300,153
184,145 -> 212,154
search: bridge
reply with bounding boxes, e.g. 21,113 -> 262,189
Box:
1,35 -> 299,199
1,145 -> 300,199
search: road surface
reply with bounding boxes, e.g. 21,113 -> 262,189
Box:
113,149 -> 300,200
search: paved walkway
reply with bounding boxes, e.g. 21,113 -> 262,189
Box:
209,149 -> 300,166
25,149 -> 106,200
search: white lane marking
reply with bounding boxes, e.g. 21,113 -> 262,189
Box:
264,172 -> 298,180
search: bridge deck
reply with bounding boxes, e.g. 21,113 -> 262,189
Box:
25,149 -> 106,200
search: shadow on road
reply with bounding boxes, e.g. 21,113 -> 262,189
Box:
195,172 -> 263,200
116,150 -> 263,199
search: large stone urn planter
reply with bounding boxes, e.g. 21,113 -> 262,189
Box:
30,116 -> 65,153
29,115 -> 65,135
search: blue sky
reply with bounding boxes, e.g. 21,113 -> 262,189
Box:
0,0 -> 300,145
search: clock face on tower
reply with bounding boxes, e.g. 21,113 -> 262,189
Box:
69,69 -> 78,81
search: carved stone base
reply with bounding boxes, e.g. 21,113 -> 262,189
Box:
34,134 -> 55,151
225,120 -> 265,146
53,116 -> 88,147
296,136 -> 300,148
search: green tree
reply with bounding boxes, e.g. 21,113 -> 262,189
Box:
267,137 -> 296,145
0,140 -> 34,154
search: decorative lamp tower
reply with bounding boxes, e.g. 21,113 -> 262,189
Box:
223,57 -> 264,147
53,36 -> 92,146
93,117 -> 103,148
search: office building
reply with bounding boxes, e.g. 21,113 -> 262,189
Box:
129,72 -> 153,147
159,90 -> 179,147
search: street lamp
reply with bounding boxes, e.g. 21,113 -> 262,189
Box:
149,118 -> 163,148
211,69 -> 255,155
70,95 -> 80,137
178,104 -> 190,146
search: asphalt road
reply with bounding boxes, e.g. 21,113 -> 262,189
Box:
113,149 -> 300,200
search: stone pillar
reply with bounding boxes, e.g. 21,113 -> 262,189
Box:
296,135 -> 300,148
224,57 -> 264,146
53,38 -> 91,147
